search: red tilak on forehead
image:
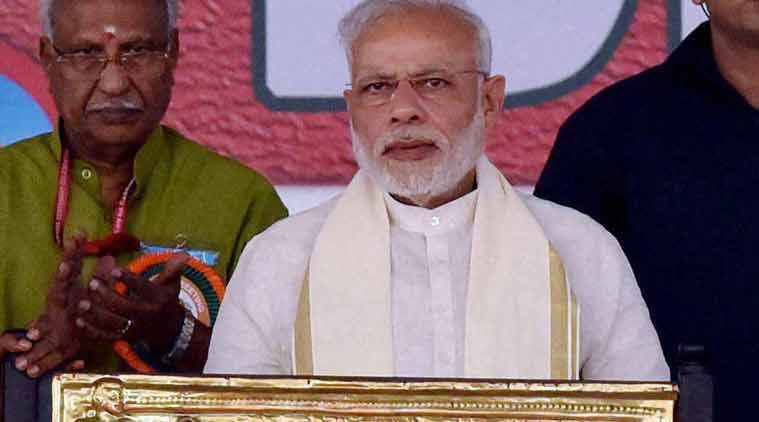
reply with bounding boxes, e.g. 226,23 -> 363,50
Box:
102,32 -> 117,45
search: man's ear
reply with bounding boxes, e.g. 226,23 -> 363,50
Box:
168,29 -> 180,69
343,89 -> 354,114
482,74 -> 506,129
39,36 -> 58,98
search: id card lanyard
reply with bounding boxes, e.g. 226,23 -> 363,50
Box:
53,148 -> 140,255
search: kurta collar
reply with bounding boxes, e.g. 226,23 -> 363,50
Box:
384,187 -> 477,235
47,119 -> 168,199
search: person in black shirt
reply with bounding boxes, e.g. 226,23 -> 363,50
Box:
535,1 -> 759,420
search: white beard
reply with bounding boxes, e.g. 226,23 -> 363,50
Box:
352,110 -> 486,200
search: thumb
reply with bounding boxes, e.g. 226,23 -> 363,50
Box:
153,252 -> 190,286
94,255 -> 117,281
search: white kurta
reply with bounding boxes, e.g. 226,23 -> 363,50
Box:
385,190 -> 477,377
204,190 -> 669,381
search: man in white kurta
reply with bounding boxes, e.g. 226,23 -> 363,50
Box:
204,0 -> 668,381
206,158 -> 668,380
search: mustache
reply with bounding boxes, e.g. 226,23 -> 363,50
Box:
376,127 -> 445,151
86,99 -> 144,113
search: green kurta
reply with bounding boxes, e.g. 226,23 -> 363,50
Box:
0,124 -> 288,371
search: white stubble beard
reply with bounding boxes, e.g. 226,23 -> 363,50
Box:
351,107 -> 486,201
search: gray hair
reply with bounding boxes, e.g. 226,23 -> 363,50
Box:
40,0 -> 179,39
338,0 -> 492,74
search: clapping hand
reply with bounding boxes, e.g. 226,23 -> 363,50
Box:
14,232 -> 88,378
75,252 -> 190,354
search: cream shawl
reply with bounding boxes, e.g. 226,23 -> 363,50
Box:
295,157 -> 579,379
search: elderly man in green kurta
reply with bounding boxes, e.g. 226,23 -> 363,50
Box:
0,0 -> 287,377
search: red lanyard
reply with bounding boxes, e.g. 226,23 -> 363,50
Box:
54,149 -> 140,255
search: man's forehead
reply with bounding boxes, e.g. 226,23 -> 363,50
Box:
350,9 -> 478,78
351,38 -> 478,80
53,0 -> 168,43
63,28 -> 161,45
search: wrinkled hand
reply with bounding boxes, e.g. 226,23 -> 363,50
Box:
76,252 -> 190,353
16,232 -> 88,378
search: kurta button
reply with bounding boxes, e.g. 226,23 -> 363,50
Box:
430,216 -> 440,227
81,168 -> 93,180
175,233 -> 188,248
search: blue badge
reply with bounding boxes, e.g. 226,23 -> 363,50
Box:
140,243 -> 220,267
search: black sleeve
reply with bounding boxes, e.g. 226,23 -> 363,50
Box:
534,105 -> 626,236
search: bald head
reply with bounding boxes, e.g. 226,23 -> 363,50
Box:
40,0 -> 178,39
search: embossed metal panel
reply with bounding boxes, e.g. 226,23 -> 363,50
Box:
52,374 -> 676,422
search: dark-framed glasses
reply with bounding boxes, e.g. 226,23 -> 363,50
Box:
51,44 -> 172,81
348,69 -> 488,107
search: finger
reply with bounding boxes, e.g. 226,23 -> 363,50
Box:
25,314 -> 61,342
87,277 -> 146,315
15,339 -> 55,371
60,231 -> 87,270
97,258 -> 134,298
152,252 -> 189,286
28,314 -> 53,339
93,255 -> 118,287
25,327 -> 42,342
50,239 -> 87,307
75,317 -> 124,342
113,268 -> 154,298
0,333 -> 33,359
26,349 -> 65,378
29,311 -> 70,340
64,360 -> 85,371
76,299 -> 130,332
26,315 -> 42,339
67,284 -> 90,313
49,262 -> 77,307
64,229 -> 88,258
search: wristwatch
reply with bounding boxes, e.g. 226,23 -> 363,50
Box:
161,307 -> 195,367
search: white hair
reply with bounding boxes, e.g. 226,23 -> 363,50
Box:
338,0 -> 492,74
39,0 -> 179,39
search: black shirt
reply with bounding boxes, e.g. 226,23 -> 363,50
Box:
535,22 -> 759,421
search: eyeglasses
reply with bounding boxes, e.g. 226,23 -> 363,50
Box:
51,44 -> 172,81
348,69 -> 488,107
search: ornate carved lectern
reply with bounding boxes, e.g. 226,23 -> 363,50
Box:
51,374 -> 677,422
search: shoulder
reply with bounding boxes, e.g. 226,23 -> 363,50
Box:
0,132 -> 55,165
521,192 -> 630,288
245,198 -> 337,259
226,198 -> 336,304
576,63 -> 671,116
162,126 -> 274,190
522,192 -> 615,247
238,199 -> 335,278
562,61 -> 676,139
0,133 -> 57,181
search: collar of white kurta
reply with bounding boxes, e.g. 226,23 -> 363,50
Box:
384,188 -> 477,234
296,156 -> 578,379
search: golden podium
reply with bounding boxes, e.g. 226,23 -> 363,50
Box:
52,374 -> 677,422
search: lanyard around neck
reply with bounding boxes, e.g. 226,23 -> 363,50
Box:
54,148 -> 140,255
